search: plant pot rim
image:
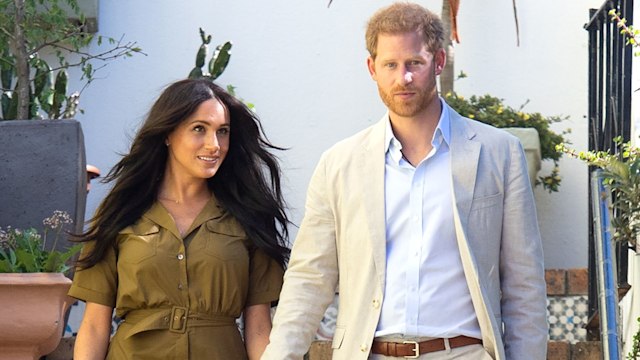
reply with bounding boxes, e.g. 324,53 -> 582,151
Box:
0,272 -> 71,285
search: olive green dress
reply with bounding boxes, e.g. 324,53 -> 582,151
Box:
69,197 -> 284,359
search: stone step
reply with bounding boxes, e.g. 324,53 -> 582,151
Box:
547,340 -> 601,360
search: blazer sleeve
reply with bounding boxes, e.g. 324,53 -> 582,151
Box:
262,152 -> 340,360
500,140 -> 549,359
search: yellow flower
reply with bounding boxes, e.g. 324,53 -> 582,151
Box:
468,114 -> 475,119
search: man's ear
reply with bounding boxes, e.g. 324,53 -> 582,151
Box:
434,48 -> 446,76
367,56 -> 377,80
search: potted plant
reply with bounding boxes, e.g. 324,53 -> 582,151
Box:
0,0 -> 142,243
444,92 -> 569,193
0,210 -> 81,360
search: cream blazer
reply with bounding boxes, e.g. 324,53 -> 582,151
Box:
262,105 -> 548,360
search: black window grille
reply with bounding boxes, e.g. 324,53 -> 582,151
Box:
584,0 -> 633,339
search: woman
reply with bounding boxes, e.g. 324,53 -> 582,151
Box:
70,79 -> 290,359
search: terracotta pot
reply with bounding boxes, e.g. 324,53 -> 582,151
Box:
0,273 -> 73,360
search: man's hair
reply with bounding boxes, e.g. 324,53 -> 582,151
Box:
365,2 -> 444,59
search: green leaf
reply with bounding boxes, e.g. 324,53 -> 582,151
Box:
195,44 -> 207,68
50,70 -> 68,119
59,244 -> 82,263
188,67 -> 203,79
209,41 -> 232,80
0,259 -> 13,272
43,252 -> 63,272
33,59 -> 52,99
15,248 -> 38,272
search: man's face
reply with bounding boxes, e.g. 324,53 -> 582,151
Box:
367,31 -> 445,119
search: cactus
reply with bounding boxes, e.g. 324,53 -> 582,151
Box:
49,70 -> 68,119
188,28 -> 232,81
187,28 -> 255,111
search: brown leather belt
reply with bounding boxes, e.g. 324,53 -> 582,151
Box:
371,335 -> 482,358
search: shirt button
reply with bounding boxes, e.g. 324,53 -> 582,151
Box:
360,344 -> 368,352
177,253 -> 184,260
372,299 -> 380,309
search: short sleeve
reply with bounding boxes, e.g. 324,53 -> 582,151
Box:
246,247 -> 284,307
68,241 -> 118,307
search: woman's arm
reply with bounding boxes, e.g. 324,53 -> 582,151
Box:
243,303 -> 272,360
74,301 -> 114,360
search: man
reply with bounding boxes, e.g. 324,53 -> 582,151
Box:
262,3 -> 548,359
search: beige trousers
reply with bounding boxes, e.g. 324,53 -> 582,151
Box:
369,344 -> 492,359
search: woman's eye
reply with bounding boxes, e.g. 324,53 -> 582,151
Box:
217,127 -> 230,135
193,125 -> 205,132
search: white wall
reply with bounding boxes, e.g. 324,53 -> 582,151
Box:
71,0 -> 605,269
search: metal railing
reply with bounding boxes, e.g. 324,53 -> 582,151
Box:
584,0 -> 633,340
591,170 -> 623,359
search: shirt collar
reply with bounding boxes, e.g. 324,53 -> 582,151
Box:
384,97 -> 451,160
144,193 -> 224,233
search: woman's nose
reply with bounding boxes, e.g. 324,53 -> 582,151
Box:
205,134 -> 220,151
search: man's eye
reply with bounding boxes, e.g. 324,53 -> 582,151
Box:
385,63 -> 396,69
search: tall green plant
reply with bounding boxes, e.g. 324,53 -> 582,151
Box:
0,0 -> 143,120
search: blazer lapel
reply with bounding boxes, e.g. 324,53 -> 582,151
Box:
448,107 -> 505,359
449,108 -> 480,229
358,116 -> 388,290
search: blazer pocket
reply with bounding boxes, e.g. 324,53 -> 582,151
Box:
332,327 -> 346,349
470,193 -> 503,211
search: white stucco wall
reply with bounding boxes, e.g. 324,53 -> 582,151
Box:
70,0 -> 606,269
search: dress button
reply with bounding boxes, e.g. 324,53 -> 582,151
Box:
177,253 -> 184,260
360,344 -> 368,352
178,283 -> 183,290
372,299 -> 380,309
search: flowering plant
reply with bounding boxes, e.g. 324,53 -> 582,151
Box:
557,138 -> 640,250
0,211 -> 82,274
445,92 -> 570,192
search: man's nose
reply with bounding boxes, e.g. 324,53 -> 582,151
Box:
398,67 -> 413,85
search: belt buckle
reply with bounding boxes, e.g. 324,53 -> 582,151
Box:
169,306 -> 188,333
402,340 -> 420,359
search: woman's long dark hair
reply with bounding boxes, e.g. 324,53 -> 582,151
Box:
76,79 -> 290,269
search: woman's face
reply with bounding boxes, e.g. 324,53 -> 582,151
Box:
165,98 -> 230,181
